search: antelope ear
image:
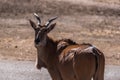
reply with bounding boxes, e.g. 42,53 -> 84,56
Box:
46,23 -> 56,33
29,19 -> 37,30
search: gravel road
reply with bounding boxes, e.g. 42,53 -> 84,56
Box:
0,60 -> 120,80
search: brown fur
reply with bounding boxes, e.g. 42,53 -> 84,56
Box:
29,15 -> 105,80
35,36 -> 105,80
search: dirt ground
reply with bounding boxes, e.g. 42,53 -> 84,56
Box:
0,60 -> 120,80
0,0 -> 120,65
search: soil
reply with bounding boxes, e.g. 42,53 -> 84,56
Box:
0,60 -> 120,80
0,0 -> 120,65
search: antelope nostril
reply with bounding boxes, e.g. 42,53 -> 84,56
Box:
35,39 -> 40,44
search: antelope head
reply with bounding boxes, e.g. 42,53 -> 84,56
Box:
29,13 -> 57,47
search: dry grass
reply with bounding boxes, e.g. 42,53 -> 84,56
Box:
0,0 -> 120,18
0,0 -> 120,65
93,0 -> 120,4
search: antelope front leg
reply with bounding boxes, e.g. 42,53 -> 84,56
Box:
48,67 -> 63,80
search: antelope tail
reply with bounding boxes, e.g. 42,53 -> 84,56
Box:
92,47 -> 105,80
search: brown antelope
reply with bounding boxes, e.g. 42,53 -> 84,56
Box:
29,13 -> 105,80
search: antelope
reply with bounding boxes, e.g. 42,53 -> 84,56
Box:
29,13 -> 105,80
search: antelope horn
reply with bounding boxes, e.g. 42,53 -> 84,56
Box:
45,16 -> 58,27
33,13 -> 41,26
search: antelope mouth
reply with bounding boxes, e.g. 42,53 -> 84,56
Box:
34,41 -> 46,47
35,39 -> 40,44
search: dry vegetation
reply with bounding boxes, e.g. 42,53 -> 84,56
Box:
0,0 -> 120,65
